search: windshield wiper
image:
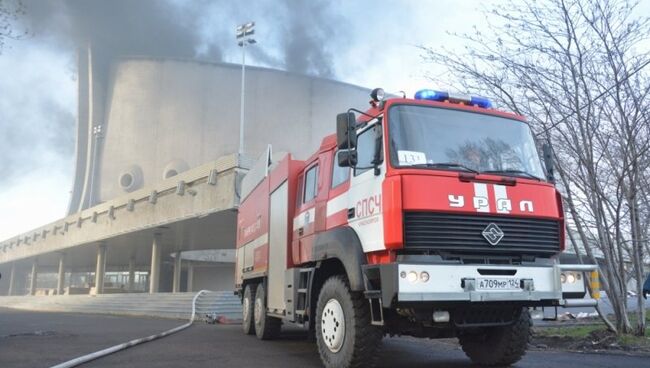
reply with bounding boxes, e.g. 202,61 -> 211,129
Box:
481,169 -> 543,181
410,162 -> 479,174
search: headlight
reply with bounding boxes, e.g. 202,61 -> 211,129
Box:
560,273 -> 567,283
401,269 -> 430,283
420,271 -> 430,283
407,271 -> 418,283
566,273 -> 576,284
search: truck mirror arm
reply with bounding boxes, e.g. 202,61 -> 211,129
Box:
372,133 -> 383,176
542,142 -> 555,183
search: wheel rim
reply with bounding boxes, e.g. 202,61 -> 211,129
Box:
254,295 -> 263,324
321,298 -> 346,353
243,293 -> 251,322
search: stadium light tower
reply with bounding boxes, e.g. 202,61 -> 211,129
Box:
236,21 -> 256,159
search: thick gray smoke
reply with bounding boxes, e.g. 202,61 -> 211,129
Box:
22,0 -> 343,76
0,0 -> 348,189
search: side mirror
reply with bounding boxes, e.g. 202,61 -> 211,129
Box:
542,143 -> 555,183
336,112 -> 357,149
338,150 -> 357,167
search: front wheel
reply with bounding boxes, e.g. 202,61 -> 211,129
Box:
315,275 -> 382,368
459,308 -> 532,366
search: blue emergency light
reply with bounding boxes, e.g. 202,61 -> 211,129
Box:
469,95 -> 493,109
414,89 -> 448,102
414,89 -> 493,109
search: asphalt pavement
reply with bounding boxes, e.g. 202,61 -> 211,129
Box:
1,307 -> 648,368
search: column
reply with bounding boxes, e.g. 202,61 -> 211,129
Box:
186,262 -> 194,293
29,258 -> 38,296
56,252 -> 66,295
94,243 -> 107,294
149,234 -> 161,293
127,255 -> 136,292
7,263 -> 16,296
172,250 -> 182,293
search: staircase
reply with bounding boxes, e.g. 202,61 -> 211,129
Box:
0,291 -> 242,321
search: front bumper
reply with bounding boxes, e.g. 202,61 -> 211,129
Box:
366,262 -> 599,308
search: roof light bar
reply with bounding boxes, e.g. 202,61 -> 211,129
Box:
414,89 -> 492,109
470,95 -> 493,108
414,89 -> 448,102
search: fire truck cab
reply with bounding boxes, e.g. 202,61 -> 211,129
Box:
235,88 -> 599,368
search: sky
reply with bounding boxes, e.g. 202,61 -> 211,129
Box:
0,0 -> 647,240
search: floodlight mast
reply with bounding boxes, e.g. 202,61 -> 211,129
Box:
236,21 -> 256,159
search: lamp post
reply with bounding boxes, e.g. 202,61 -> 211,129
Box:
236,21 -> 256,159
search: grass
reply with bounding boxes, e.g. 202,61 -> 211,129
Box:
619,333 -> 650,346
534,309 -> 650,351
537,324 -> 602,339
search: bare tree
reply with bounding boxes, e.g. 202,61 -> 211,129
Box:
0,0 -> 26,53
421,0 -> 649,335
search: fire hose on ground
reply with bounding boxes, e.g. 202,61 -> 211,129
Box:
50,290 -> 210,368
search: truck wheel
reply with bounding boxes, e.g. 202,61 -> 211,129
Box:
458,308 -> 531,366
315,275 -> 382,368
242,285 -> 255,335
254,283 -> 281,340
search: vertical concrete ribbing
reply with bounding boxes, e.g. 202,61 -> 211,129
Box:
95,244 -> 107,294
172,250 -> 182,293
56,253 -> 66,295
149,234 -> 161,293
7,263 -> 16,296
29,259 -> 38,296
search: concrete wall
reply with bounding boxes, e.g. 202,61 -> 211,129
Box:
74,56 -> 369,208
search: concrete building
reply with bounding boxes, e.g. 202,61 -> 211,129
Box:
0,48 -> 369,296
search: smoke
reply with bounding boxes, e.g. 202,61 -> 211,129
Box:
0,0 -> 350,196
0,44 -> 75,188
21,0 -> 346,77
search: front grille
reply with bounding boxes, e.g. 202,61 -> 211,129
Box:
403,212 -> 560,257
453,306 -> 521,327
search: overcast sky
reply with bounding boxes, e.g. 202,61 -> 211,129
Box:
0,0 -> 647,240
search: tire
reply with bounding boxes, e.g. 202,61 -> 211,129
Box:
242,285 -> 255,335
315,275 -> 382,368
459,308 -> 532,366
254,283 -> 282,340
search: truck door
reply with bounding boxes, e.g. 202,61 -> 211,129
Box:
294,159 -> 320,264
325,150 -> 351,230
347,121 -> 386,252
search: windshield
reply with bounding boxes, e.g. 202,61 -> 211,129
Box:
388,104 -> 545,178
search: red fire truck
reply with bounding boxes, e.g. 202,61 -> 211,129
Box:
235,88 -> 599,367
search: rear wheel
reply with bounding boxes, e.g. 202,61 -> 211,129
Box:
315,275 -> 382,368
459,308 -> 532,366
254,283 -> 282,340
242,284 -> 255,335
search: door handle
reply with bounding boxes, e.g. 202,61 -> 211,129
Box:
298,227 -> 304,236
347,208 -> 355,219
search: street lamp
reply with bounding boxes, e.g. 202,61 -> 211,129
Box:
236,21 -> 256,159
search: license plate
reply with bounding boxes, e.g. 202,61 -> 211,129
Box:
476,277 -> 521,291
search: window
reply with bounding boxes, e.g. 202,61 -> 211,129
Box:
331,151 -> 350,188
388,105 -> 544,177
303,165 -> 318,203
355,124 -> 383,176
